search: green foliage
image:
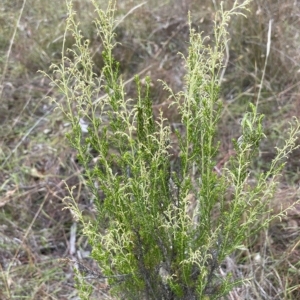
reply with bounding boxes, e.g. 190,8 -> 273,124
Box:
46,0 -> 300,299
74,268 -> 93,300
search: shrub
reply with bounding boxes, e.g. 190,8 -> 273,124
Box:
46,0 -> 300,298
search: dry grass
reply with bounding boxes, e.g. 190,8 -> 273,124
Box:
0,0 -> 300,299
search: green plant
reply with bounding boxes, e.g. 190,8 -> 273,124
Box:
46,0 -> 300,299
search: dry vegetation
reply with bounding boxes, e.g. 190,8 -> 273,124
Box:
0,0 -> 300,299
